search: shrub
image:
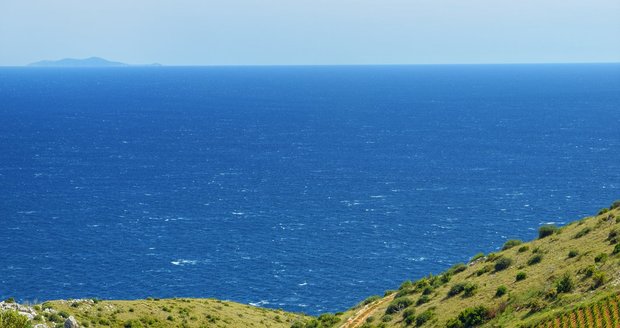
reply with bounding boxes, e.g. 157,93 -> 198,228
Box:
502,239 -> 523,250
494,257 -> 513,271
594,253 -> 608,263
556,273 -> 575,293
517,245 -> 529,253
448,263 -> 467,275
611,200 -> 620,209
614,244 -> 620,255
538,225 -> 558,239
402,308 -> 416,325
475,265 -> 492,276
447,283 -> 466,297
608,229 -> 619,244
527,299 -> 547,313
399,280 -> 413,290
415,310 -> 434,326
582,265 -> 597,277
515,272 -> 527,281
0,311 -> 30,328
124,319 -> 144,328
385,297 -> 413,314
360,295 -> 381,306
4,298 -> 15,304
463,283 -> 478,297
599,208 -> 610,215
574,227 -> 591,238
317,313 -> 339,326
495,285 -> 507,297
381,314 -> 392,322
416,295 -> 430,306
592,271 -> 607,289
470,253 -> 485,263
568,250 -> 579,258
421,286 -> 433,295
527,254 -> 543,265
447,306 -> 490,328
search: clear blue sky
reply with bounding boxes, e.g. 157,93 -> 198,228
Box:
1,0 -> 619,66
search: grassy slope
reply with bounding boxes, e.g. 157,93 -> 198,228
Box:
31,298 -> 308,328
336,204 -> 620,327
18,202 -> 620,328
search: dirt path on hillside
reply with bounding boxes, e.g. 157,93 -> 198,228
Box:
339,294 -> 395,328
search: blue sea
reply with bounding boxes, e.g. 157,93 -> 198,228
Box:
0,64 -> 619,314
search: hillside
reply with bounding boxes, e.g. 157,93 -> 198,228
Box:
332,200 -> 620,328
2,201 -> 619,328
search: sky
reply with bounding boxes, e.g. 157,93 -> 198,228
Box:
0,0 -> 619,66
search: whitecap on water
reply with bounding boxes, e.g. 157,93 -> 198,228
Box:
171,259 -> 198,266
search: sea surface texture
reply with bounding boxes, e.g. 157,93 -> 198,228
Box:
1,65 -> 619,314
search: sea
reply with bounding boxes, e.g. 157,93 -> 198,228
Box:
0,64 -> 619,314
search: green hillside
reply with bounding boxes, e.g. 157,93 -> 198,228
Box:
2,200 -> 619,328
331,200 -> 620,328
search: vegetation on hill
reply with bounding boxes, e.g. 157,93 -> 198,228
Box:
23,298 -> 308,328
328,200 -> 620,328
2,200 -> 619,328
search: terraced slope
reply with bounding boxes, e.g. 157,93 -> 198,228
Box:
534,293 -> 620,328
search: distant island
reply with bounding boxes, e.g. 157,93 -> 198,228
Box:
28,57 -> 161,67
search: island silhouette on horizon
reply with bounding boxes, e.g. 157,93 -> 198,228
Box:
28,57 -> 161,67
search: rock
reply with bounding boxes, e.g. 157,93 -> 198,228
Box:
64,316 -> 79,328
34,324 -> 50,328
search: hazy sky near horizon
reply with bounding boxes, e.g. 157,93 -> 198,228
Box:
1,0 -> 619,66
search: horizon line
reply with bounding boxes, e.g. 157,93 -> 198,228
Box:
3,61 -> 620,68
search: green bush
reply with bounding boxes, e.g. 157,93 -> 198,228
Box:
475,265 -> 492,276
447,283 -> 466,297
402,308 -> 416,325
0,311 -> 30,328
611,200 -> 620,209
399,280 -> 413,290
415,310 -> 434,326
517,245 -> 530,253
494,257 -> 513,271
317,313 -> 339,326
381,314 -> 393,322
599,208 -> 610,215
448,263 -> 467,275
501,239 -> 523,250
463,283 -> 478,297
574,227 -> 591,239
446,306 -> 490,328
594,253 -> 608,263
124,319 -> 144,328
568,250 -> 579,258
527,254 -> 543,265
385,297 -> 413,314
416,295 -> 430,306
360,295 -> 381,306
495,285 -> 507,297
592,271 -> 607,289
538,225 -> 558,238
613,244 -> 620,255
608,229 -> 619,244
470,253 -> 485,262
556,273 -> 575,293
515,271 -> 527,281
